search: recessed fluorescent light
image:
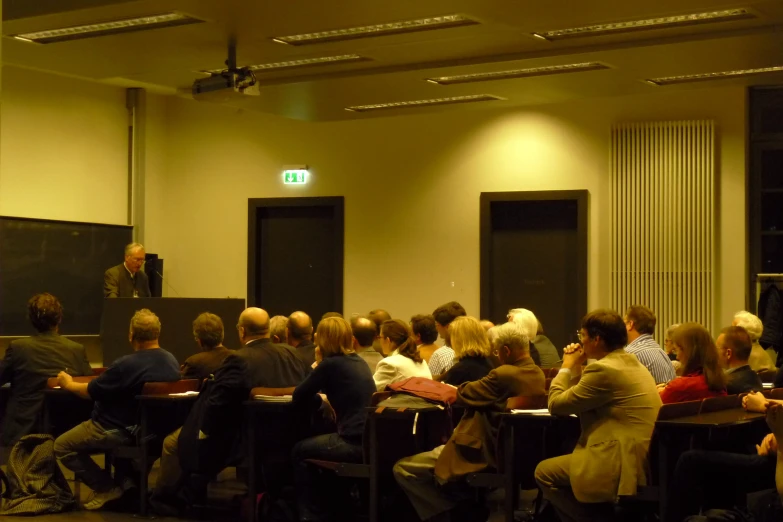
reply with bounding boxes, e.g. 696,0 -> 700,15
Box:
345,94 -> 503,113
203,54 -> 369,74
272,14 -> 478,45
646,65 -> 783,86
9,12 -> 203,44
426,62 -> 610,85
533,8 -> 754,40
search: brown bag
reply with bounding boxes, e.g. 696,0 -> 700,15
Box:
387,377 -> 457,405
434,410 -> 496,482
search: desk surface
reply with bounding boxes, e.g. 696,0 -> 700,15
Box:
656,408 -> 765,428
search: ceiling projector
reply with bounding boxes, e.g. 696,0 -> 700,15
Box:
192,69 -> 260,102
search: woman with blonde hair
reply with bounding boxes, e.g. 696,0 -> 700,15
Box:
659,323 -> 727,404
373,319 -> 431,391
291,317 -> 376,520
442,316 -> 495,386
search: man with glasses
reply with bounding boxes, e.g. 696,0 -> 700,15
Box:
103,242 -> 151,298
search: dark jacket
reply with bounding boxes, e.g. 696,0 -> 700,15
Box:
0,333 -> 92,445
179,338 -> 311,473
532,335 -> 561,368
759,284 -> 782,348
103,263 -> 151,298
294,341 -> 316,367
434,357 -> 546,481
442,356 -> 494,386
180,346 -> 232,381
726,365 -> 764,395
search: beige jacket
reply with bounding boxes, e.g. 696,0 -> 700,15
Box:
548,350 -> 661,503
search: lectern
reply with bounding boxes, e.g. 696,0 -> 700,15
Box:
100,298 -> 245,366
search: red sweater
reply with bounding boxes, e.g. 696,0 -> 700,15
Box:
660,371 -> 727,404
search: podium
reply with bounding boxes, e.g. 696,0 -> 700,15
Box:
100,298 -> 245,366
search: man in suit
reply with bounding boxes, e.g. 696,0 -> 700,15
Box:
535,309 -> 662,522
351,315 -> 382,372
0,293 -> 92,446
287,311 -> 315,366
180,312 -> 232,381
393,322 -> 546,522
718,325 -> 763,394
103,242 -> 151,298
150,307 -> 311,515
269,315 -> 288,344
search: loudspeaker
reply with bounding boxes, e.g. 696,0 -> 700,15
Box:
144,253 -> 164,298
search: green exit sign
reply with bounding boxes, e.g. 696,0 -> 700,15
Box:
283,169 -> 308,185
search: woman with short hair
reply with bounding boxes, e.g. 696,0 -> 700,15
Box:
373,319 -> 431,391
659,323 -> 727,404
442,316 -> 495,386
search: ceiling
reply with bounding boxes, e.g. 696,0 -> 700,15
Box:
3,0 -> 783,121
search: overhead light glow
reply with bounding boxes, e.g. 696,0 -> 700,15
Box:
345,94 -> 503,113
646,65 -> 783,85
272,14 -> 478,45
204,54 -> 368,74
10,12 -> 203,44
534,8 -> 754,40
426,62 -> 610,85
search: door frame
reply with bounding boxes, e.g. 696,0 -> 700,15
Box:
479,190 -> 589,323
247,196 -> 345,308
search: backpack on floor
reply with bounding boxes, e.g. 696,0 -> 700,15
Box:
0,434 -> 75,515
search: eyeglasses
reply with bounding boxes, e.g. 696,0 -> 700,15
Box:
577,330 -> 589,343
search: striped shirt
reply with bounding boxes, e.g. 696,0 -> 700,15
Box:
428,346 -> 455,376
624,334 -> 676,384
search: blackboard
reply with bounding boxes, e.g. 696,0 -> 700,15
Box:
0,216 -> 132,335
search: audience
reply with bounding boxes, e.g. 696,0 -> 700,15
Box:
394,321 -> 545,522
717,325 -> 763,394
0,293 -> 92,447
373,319 -> 432,390
429,301 -> 467,377
507,308 -> 547,367
54,309 -> 180,510
291,317 -> 375,521
369,308 -> 392,355
287,311 -> 316,366
659,323 -> 727,404
442,316 -> 494,386
410,314 -> 440,362
533,320 -> 562,361
151,307 -> 310,515
350,315 -> 382,372
535,309 -> 661,522
733,310 -> 776,371
663,323 -> 682,374
180,312 -> 231,381
623,305 -> 676,384
269,314 -> 288,344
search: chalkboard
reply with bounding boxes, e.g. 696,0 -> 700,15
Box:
0,216 -> 132,335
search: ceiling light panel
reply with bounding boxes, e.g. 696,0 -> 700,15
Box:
204,54 -> 369,74
533,8 -> 755,40
10,13 -> 203,44
345,94 -> 503,113
646,66 -> 783,86
272,14 -> 478,45
426,62 -> 610,85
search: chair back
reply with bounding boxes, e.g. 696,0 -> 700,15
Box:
142,379 -> 200,396
656,400 -> 702,421
506,395 -> 547,410
699,394 -> 742,414
764,388 -> 783,400
544,378 -> 553,391
757,368 -> 777,384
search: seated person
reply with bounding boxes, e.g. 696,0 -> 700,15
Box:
373,319 -> 432,391
394,322 -> 545,522
54,309 -> 180,510
533,320 -> 562,361
291,317 -> 376,521
659,323 -> 727,403
287,311 -> 316,366
269,314 -> 288,344
442,316 -> 494,386
351,315 -> 382,372
411,314 -> 440,363
663,323 -> 683,374
733,310 -> 775,371
151,307 -> 310,515
0,293 -> 92,446
623,305 -> 676,384
509,308 -> 559,368
429,302 -> 467,377
718,325 -> 763,394
535,310 -> 661,522
180,312 -> 231,381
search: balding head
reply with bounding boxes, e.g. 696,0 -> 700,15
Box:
287,311 -> 313,347
351,315 -> 377,348
238,307 -> 270,344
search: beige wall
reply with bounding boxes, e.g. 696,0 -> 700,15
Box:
0,66 -> 128,225
146,85 -> 747,328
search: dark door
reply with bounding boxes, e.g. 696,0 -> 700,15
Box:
247,197 -> 344,323
480,191 -> 588,351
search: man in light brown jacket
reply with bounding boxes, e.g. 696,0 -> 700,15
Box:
393,322 -> 545,522
535,309 -> 662,522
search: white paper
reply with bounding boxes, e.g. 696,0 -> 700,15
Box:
254,395 -> 292,402
168,391 -> 199,397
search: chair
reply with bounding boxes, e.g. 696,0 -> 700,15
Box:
699,395 -> 742,413
657,400 -> 702,420
544,378 -> 553,391
763,388 -> 783,400
93,367 -> 108,376
757,368 -> 778,384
